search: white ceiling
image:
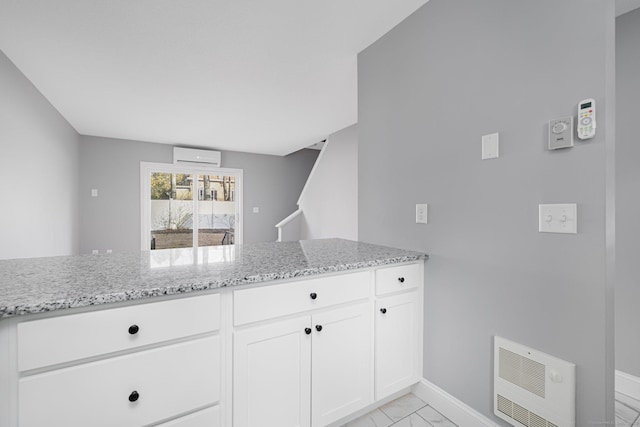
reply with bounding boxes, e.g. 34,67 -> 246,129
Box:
617,0 -> 640,16
1,1 -> 637,156
0,0 -> 428,156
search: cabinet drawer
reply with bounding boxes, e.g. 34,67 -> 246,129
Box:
156,405 -> 220,427
375,263 -> 421,295
234,271 -> 370,326
18,293 -> 220,371
19,336 -> 220,427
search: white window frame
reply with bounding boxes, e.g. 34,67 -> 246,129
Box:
140,161 -> 244,251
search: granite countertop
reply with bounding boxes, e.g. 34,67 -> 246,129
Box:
0,239 -> 427,318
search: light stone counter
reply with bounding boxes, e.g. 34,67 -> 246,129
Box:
0,239 -> 427,318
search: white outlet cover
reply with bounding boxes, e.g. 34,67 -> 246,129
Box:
91,189 -> 98,197
416,203 -> 428,224
539,204 -> 577,234
482,133 -> 499,160
252,207 -> 259,213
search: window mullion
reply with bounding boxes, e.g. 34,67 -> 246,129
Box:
193,171 -> 199,248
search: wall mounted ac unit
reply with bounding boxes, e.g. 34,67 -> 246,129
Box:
173,147 -> 221,167
494,336 -> 576,427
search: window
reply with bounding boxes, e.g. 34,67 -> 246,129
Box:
140,162 -> 243,250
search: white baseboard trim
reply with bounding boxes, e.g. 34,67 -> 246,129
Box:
412,379 -> 500,427
327,386 -> 413,427
616,370 -> 640,400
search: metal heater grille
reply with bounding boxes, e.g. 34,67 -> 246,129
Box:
499,347 -> 546,398
497,394 -> 559,427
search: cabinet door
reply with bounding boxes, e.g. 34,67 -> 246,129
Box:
375,292 -> 420,399
233,316 -> 311,427
311,302 -> 372,427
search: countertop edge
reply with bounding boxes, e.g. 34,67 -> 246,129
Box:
0,253 -> 427,319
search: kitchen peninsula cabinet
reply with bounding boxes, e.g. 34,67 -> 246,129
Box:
374,263 -> 423,400
0,239 -> 426,427
233,272 -> 373,427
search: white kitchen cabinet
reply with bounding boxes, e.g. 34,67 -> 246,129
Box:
311,302 -> 372,427
233,271 -> 370,326
375,291 -> 421,400
233,302 -> 372,427
7,294 -> 223,427
17,294 -> 220,371
1,260 -> 424,427
375,263 -> 421,296
233,316 -> 312,427
19,336 -> 220,427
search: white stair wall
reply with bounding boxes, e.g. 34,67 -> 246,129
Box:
276,124 -> 358,242
298,124 -> 358,240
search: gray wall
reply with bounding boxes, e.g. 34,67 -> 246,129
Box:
358,1 -> 615,425
616,7 -> 640,378
0,49 -> 79,260
79,135 -> 318,253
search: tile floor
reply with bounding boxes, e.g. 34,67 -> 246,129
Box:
341,393 -> 457,427
344,390 -> 640,427
616,392 -> 640,427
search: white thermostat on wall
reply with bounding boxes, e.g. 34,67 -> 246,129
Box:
577,98 -> 596,140
549,116 -> 574,150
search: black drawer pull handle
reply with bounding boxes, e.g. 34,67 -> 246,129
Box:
380,308 -> 387,314
398,277 -> 405,283
315,325 -> 323,332
310,292 -> 317,300
305,327 -> 312,335
128,324 -> 139,335
128,391 -> 139,402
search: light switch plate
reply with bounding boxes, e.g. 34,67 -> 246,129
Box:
91,189 -> 98,197
482,133 -> 499,160
416,204 -> 428,224
539,204 -> 577,234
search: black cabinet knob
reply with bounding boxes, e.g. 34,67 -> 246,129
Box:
305,327 -> 312,335
398,277 -> 405,283
380,308 -> 387,314
128,324 -> 139,335
128,391 -> 139,402
315,325 -> 323,332
310,292 -> 317,300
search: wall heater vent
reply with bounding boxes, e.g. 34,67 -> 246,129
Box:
499,347 -> 546,398
494,337 -> 576,427
497,394 -> 559,427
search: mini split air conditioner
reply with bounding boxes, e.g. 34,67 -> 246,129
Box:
173,147 -> 221,167
494,336 -> 576,427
